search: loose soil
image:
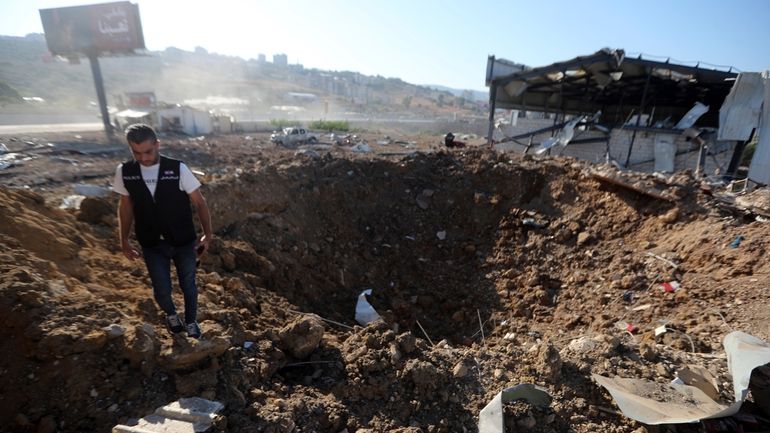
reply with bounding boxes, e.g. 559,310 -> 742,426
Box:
0,130 -> 768,433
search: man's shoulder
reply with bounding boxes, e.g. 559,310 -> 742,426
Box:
120,160 -> 140,174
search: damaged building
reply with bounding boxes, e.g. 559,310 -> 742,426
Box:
486,48 -> 769,185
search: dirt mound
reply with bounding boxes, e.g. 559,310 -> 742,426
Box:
0,137 -> 769,433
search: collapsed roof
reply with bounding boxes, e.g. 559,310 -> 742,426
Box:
487,48 -> 738,127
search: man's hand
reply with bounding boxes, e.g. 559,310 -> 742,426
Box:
121,240 -> 141,260
196,234 -> 211,257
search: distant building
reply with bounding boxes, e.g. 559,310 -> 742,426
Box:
257,53 -> 266,63
273,53 -> 288,67
125,91 -> 157,108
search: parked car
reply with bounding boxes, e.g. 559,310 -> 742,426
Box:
270,127 -> 318,147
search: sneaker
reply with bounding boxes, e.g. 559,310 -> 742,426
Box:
186,322 -> 201,339
166,314 -> 184,334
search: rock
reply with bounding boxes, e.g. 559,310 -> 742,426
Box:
77,197 -> 113,224
566,336 -> 597,354
659,207 -> 679,224
103,324 -> 126,339
576,232 -> 592,246
158,336 -> 230,369
72,331 -> 108,353
278,315 -> 325,359
639,341 -> 657,361
220,250 -> 237,271
536,342 -> 562,382
452,362 -> 469,378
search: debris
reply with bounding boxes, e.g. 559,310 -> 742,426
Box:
566,336 -> 598,354
103,324 -> 126,339
576,232 -> 591,246
591,168 -> 677,201
675,365 -> 720,401
278,315 -> 325,359
350,143 -> 372,153
675,102 -> 710,130
59,194 -> 85,210
658,207 -> 679,224
73,183 -> 110,198
536,116 -> 583,155
522,218 -> 546,229
354,289 -> 382,326
113,397 -> 224,433
661,281 -> 681,293
436,230 -> 446,240
729,235 -> 744,248
479,383 -> 552,433
593,331 -> 770,425
645,252 -> 679,269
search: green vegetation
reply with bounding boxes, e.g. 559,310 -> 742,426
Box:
269,119 -> 301,129
309,119 -> 350,132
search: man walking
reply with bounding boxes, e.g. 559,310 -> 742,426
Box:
113,124 -> 212,339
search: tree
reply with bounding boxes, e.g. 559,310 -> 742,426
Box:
401,95 -> 412,109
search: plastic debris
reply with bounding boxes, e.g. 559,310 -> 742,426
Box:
522,218 -> 545,229
354,288 -> 382,326
616,320 -> 638,333
661,281 -> 681,293
729,235 -> 745,248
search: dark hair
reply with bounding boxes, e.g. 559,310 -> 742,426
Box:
125,123 -> 157,144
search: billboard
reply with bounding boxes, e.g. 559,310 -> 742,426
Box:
40,2 -> 145,56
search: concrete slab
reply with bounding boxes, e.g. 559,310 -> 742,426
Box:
112,397 -> 224,433
155,397 -> 225,424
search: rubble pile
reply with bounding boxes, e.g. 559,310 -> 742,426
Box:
0,132 -> 768,433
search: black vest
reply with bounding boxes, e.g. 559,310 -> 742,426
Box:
121,156 -> 197,247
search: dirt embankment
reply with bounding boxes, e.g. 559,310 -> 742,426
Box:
0,134 -> 768,433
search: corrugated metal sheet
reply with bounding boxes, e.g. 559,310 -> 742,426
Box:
748,73 -> 770,185
718,72 -> 764,141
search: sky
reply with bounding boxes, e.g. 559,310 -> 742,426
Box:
2,0 -> 770,91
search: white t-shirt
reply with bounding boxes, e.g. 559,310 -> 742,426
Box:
113,161 -> 201,197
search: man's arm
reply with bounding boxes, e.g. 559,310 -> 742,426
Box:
189,189 -> 213,254
118,194 -> 141,260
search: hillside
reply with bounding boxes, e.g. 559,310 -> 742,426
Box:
0,34 -> 485,120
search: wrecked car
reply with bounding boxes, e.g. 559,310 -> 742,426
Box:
270,127 -> 318,147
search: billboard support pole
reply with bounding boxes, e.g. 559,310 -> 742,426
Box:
88,52 -> 113,136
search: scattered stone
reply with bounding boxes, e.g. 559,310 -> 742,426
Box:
278,315 -> 325,359
659,207 -> 679,224
577,232 -> 592,246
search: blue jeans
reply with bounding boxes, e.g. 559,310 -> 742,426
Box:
142,240 -> 198,324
